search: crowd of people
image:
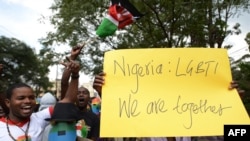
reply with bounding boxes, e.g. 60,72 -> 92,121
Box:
0,45 -> 246,141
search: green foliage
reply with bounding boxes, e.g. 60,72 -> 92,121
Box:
245,32 -> 250,48
0,36 -> 53,95
41,0 -> 250,75
43,0 -> 109,46
39,0 -> 250,114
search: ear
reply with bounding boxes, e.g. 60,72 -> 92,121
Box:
5,99 -> 10,108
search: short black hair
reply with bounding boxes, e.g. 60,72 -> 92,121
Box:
6,83 -> 32,99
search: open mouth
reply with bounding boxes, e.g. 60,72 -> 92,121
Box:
78,98 -> 85,104
21,105 -> 32,114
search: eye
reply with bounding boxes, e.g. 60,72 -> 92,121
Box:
16,96 -> 25,100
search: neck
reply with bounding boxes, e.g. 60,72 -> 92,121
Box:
7,114 -> 29,125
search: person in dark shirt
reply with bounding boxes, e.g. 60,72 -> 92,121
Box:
60,45 -> 100,141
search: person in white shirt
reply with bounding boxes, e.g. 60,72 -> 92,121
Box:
0,59 -> 80,141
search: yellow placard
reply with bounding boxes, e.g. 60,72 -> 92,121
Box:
100,48 -> 250,137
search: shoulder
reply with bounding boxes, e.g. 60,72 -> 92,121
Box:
0,117 -> 6,127
32,106 -> 54,121
0,117 -> 5,122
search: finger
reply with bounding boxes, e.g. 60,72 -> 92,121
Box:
72,45 -> 83,51
94,78 -> 105,84
228,83 -> 238,90
99,72 -> 106,76
237,89 -> 245,94
66,56 -> 71,62
60,62 -> 67,67
71,64 -> 78,69
93,83 -> 103,87
94,76 -> 104,82
72,46 -> 80,50
78,42 -> 86,48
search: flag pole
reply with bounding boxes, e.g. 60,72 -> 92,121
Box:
78,37 -> 98,47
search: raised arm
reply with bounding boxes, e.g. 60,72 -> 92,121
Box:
59,60 -> 80,103
61,45 -> 84,99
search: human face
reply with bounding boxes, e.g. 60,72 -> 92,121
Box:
77,87 -> 90,108
5,87 -> 36,121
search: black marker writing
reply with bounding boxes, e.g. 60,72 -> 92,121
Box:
175,58 -> 218,76
119,94 -> 141,118
173,95 -> 232,129
114,56 -> 163,94
146,98 -> 168,114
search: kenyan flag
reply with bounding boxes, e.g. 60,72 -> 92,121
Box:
96,0 -> 143,38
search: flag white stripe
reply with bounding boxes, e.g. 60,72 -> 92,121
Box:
106,15 -> 119,26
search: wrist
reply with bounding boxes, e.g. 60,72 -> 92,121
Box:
71,73 -> 79,79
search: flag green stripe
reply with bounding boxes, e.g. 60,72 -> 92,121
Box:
96,15 -> 118,38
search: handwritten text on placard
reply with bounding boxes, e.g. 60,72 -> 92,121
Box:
100,48 -> 250,137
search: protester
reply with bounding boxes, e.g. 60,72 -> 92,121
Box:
47,58 -> 82,141
0,59 -> 80,141
60,45 -> 100,141
76,86 -> 100,140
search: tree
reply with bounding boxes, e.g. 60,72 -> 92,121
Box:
230,32 -> 250,115
41,0 -> 250,75
0,36 -> 53,95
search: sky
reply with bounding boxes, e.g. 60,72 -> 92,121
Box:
0,0 -> 91,83
0,0 -> 53,51
0,0 -> 250,83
